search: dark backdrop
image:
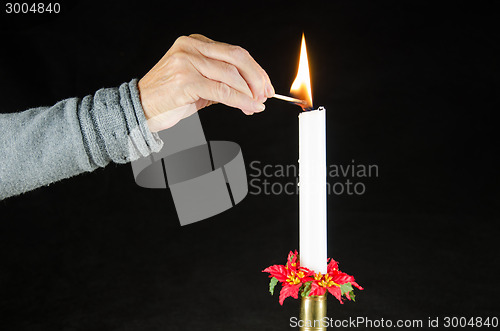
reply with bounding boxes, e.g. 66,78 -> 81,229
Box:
1,1 -> 498,330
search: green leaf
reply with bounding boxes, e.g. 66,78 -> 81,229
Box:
301,281 -> 313,297
339,282 -> 353,296
269,277 -> 279,295
348,291 -> 356,302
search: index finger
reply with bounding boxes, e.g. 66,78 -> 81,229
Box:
188,34 -> 274,101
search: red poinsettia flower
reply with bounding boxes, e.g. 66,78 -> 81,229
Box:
262,250 -> 314,305
263,252 -> 362,305
309,258 -> 364,304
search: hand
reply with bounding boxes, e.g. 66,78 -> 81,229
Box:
138,34 -> 275,132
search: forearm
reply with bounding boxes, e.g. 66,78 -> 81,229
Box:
0,79 -> 163,200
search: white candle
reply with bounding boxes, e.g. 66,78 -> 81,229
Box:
299,106 -> 327,274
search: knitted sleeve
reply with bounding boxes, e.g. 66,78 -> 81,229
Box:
0,79 -> 163,199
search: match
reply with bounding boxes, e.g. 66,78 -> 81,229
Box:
272,93 -> 307,105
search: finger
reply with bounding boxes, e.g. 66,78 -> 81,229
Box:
188,33 -> 216,43
189,34 -> 274,98
188,36 -> 274,101
188,53 -> 253,99
188,76 -> 265,115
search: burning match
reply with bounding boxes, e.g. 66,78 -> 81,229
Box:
272,93 -> 307,106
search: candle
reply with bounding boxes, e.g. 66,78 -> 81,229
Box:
291,34 -> 327,274
298,107 -> 327,274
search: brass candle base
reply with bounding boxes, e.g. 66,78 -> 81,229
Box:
300,294 -> 327,330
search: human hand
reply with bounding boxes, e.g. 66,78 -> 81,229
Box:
138,34 -> 275,132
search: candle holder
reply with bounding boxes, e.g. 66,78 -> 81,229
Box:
263,251 -> 363,329
300,293 -> 327,331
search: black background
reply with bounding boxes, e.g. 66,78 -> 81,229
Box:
1,1 -> 499,330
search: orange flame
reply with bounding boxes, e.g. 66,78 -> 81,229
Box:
290,33 -> 313,109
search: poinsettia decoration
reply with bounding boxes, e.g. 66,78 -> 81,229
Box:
263,250 -> 363,305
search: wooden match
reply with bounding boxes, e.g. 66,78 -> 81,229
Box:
272,93 -> 307,105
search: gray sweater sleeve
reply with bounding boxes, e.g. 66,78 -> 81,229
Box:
0,79 -> 164,200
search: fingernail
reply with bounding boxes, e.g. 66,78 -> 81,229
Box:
253,102 -> 265,112
266,83 -> 275,98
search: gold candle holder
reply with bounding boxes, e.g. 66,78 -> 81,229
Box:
300,294 -> 327,330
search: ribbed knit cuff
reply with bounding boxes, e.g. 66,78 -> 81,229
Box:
79,79 -> 164,168
124,78 -> 164,159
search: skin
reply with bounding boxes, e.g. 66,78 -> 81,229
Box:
138,34 -> 275,132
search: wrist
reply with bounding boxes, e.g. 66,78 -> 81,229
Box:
137,78 -> 156,121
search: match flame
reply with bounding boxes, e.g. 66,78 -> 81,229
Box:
290,33 -> 313,109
